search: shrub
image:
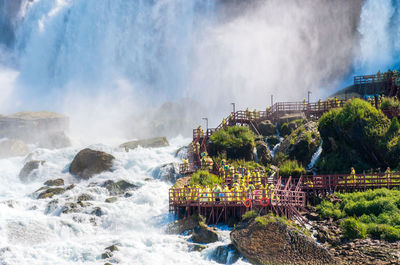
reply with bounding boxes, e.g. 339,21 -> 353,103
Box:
318,99 -> 391,172
279,159 -> 306,178
342,217 -> 367,239
387,117 -> 400,137
209,126 -> 256,160
380,97 -> 400,110
189,170 -> 222,187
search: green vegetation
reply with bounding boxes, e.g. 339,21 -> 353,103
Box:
189,170 -> 222,187
316,189 -> 400,241
341,217 -> 367,239
209,126 -> 256,160
317,98 -> 399,173
254,214 -> 311,236
380,97 -> 400,110
242,210 -> 258,221
278,119 -> 304,137
279,159 -> 306,178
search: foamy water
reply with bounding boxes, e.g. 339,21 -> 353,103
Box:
0,137 -> 248,265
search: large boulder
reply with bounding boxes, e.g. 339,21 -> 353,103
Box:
120,137 -> 169,151
256,141 -> 272,166
191,225 -> 218,244
0,139 -> 29,158
258,120 -> 276,136
19,160 -> 45,181
69,149 -> 115,180
0,111 -> 69,144
231,215 -> 337,265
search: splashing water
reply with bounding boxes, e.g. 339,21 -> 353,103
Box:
0,137 -> 248,264
355,0 -> 400,74
307,143 -> 322,170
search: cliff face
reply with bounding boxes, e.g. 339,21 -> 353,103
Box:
0,111 -> 69,143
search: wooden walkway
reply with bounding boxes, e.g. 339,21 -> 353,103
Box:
294,173 -> 400,193
169,176 -> 307,224
354,73 -> 399,97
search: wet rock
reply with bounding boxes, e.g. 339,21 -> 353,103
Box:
191,226 -> 218,244
102,180 -> 138,196
101,251 -> 113,259
144,178 -> 153,182
66,184 -> 75,190
39,131 -> 71,149
166,215 -> 205,234
44,178 -> 64,186
105,245 -> 119,252
266,135 -> 280,150
105,197 -> 117,203
62,202 -> 81,214
153,163 -> 181,183
0,139 -> 29,158
256,141 -> 272,166
189,243 -> 207,252
231,215 -> 337,265
45,199 -> 59,213
37,187 -> 66,199
258,120 -> 276,136
120,137 -> 169,151
91,207 -> 104,217
77,193 -> 92,202
19,160 -> 45,181
69,148 -> 115,180
211,244 -> 240,264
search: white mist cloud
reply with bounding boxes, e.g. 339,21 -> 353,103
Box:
0,66 -> 19,113
187,0 -> 363,126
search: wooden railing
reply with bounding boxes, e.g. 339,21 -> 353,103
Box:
297,173 -> 400,191
192,99 -> 347,141
169,188 -> 306,208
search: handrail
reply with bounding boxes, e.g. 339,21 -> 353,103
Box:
169,188 -> 306,207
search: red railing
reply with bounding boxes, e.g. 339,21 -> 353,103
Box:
297,173 -> 400,190
169,188 -> 306,208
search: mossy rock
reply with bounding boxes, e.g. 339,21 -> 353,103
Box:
44,178 -> 64,186
258,120 -> 276,136
77,193 -> 92,201
105,245 -> 119,252
274,121 -> 321,166
256,141 -> 271,166
105,197 -> 117,203
38,187 -> 66,199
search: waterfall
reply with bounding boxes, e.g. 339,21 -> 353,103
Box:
307,143 -> 322,170
355,0 -> 400,73
1,0 -> 215,109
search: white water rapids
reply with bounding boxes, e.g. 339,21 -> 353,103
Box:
0,137 -> 248,265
